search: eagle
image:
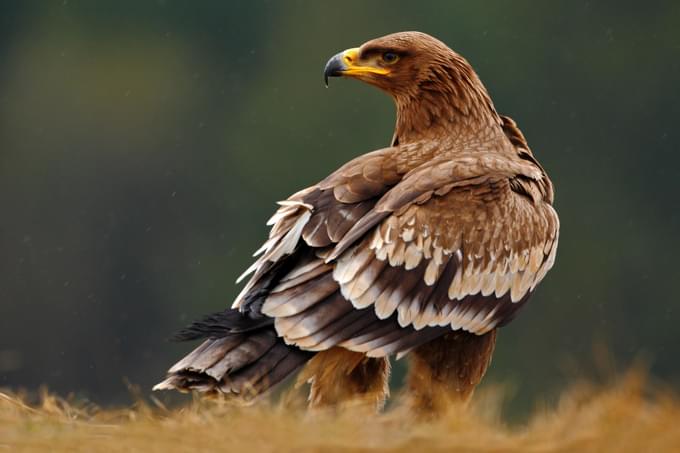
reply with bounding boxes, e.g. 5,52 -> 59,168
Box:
154,31 -> 559,411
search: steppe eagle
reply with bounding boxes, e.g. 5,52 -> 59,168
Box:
155,32 -> 559,411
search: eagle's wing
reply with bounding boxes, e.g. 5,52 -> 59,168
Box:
234,147 -> 558,358
335,163 -> 559,332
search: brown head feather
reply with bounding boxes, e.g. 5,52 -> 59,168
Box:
352,32 -> 503,144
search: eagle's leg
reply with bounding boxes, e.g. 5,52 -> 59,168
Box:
406,329 -> 497,413
298,347 -> 390,411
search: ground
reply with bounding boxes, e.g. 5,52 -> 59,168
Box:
2,372 -> 678,452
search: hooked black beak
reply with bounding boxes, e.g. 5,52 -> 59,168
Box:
323,52 -> 347,87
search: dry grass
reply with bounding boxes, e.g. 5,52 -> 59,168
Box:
2,373 -> 679,453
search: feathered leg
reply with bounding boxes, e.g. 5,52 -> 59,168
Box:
298,347 -> 390,411
406,329 -> 497,413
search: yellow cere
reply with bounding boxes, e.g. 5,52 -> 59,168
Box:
341,47 -> 390,76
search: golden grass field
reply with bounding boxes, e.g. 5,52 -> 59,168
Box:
2,372 -> 679,453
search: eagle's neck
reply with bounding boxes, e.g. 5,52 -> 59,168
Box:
392,62 -> 505,147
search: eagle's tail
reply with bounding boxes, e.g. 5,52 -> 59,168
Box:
153,310 -> 313,398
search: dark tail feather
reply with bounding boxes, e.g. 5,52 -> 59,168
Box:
171,309 -> 273,341
219,342 -> 312,395
155,310 -> 314,397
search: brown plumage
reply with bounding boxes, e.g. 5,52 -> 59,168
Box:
155,31 -> 559,411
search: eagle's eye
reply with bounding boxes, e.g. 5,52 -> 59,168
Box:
382,52 -> 399,64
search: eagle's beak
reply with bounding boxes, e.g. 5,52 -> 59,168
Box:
323,47 -> 390,87
323,51 -> 347,87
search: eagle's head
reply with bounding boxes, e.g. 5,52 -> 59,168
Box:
323,31 -> 499,143
324,32 -> 470,96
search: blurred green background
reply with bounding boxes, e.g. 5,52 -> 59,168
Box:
1,1 -> 679,418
